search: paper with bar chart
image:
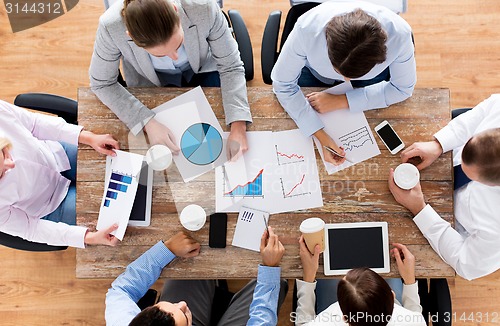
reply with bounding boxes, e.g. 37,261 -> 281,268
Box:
97,150 -> 144,240
153,87 -> 227,182
215,130 -> 322,213
215,131 -> 274,212
313,108 -> 380,174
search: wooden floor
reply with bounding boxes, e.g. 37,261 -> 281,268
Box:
1,0 -> 500,325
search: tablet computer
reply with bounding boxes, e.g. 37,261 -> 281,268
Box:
323,222 -> 390,276
128,160 -> 153,226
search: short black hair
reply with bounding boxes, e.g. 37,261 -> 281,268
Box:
326,9 -> 387,78
129,305 -> 176,326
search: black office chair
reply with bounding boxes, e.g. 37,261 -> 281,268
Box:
261,2 -> 319,84
0,93 -> 78,252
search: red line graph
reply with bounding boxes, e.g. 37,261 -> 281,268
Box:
277,151 -> 304,160
224,169 -> 264,195
285,174 -> 306,197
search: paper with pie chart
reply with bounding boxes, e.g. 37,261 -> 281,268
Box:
153,87 -> 227,182
215,130 -> 323,214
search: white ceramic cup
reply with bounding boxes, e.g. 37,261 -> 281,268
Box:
394,163 -> 420,190
145,145 -> 172,171
180,204 -> 207,231
299,217 -> 325,254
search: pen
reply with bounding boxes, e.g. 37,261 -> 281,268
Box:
263,215 -> 269,238
323,145 -> 354,163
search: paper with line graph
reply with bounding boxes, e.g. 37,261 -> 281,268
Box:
313,109 -> 380,174
215,130 -> 322,213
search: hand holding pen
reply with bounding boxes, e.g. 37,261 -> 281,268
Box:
260,226 -> 285,267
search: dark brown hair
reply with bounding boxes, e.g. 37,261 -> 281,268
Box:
122,0 -> 180,48
325,9 -> 387,78
338,268 -> 394,326
129,305 -> 176,326
462,128 -> 500,185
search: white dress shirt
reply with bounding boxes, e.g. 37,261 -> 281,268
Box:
294,279 -> 425,325
414,94 -> 500,280
0,100 -> 88,248
271,0 -> 416,136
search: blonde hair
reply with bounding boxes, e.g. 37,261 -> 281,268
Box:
0,137 -> 12,151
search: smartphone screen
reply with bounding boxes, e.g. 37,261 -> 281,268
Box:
209,213 -> 227,248
376,124 -> 403,151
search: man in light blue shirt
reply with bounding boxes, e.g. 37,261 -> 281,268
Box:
272,0 -> 416,165
105,229 -> 287,325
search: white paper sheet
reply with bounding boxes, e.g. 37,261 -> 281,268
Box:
313,108 -> 381,174
216,130 -> 323,213
97,150 -> 144,240
153,87 -> 227,182
231,206 -> 269,252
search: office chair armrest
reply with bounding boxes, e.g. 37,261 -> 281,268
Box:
0,231 -> 67,252
429,278 -> 452,326
228,10 -> 254,81
261,10 -> 282,85
14,93 -> 78,124
451,108 -> 472,119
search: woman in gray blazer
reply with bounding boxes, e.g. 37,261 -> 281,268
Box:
90,0 -> 252,159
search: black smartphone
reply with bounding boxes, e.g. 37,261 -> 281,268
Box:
209,213 -> 227,248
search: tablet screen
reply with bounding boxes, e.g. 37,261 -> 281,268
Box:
129,161 -> 152,225
327,227 -> 385,270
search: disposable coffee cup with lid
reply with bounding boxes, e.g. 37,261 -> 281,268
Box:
180,204 -> 206,231
300,217 -> 325,253
145,144 -> 173,171
394,163 -> 420,190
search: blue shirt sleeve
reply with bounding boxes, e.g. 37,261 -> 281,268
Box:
247,265 -> 282,326
105,241 -> 176,326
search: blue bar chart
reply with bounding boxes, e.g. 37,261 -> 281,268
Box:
224,169 -> 264,197
103,172 -> 133,207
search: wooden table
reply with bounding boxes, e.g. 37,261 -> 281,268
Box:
76,87 -> 454,279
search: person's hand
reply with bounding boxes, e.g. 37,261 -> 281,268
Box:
392,243 -> 416,285
306,92 -> 348,113
79,130 -> 119,156
260,227 -> 285,267
164,231 -> 201,258
299,235 -> 320,283
227,121 -> 248,161
84,224 -> 120,246
388,168 -> 426,215
144,119 -> 180,154
314,129 -> 346,166
400,140 -> 443,170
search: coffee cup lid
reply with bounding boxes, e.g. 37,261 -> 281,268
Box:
300,217 -> 325,233
145,145 -> 172,171
394,163 -> 420,190
180,204 -> 206,231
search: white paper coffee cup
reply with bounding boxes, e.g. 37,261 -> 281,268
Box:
300,217 -> 325,253
145,145 -> 172,171
180,204 -> 206,231
394,163 -> 420,190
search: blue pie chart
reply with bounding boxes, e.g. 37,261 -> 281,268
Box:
181,123 -> 223,165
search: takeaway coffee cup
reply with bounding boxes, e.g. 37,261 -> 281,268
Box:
180,204 -> 207,231
394,163 -> 420,190
145,145 -> 172,171
300,217 -> 325,254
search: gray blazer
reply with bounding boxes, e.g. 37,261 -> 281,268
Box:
89,0 -> 252,135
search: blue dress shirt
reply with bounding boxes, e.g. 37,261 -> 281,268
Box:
271,0 -> 416,136
105,241 -> 281,325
